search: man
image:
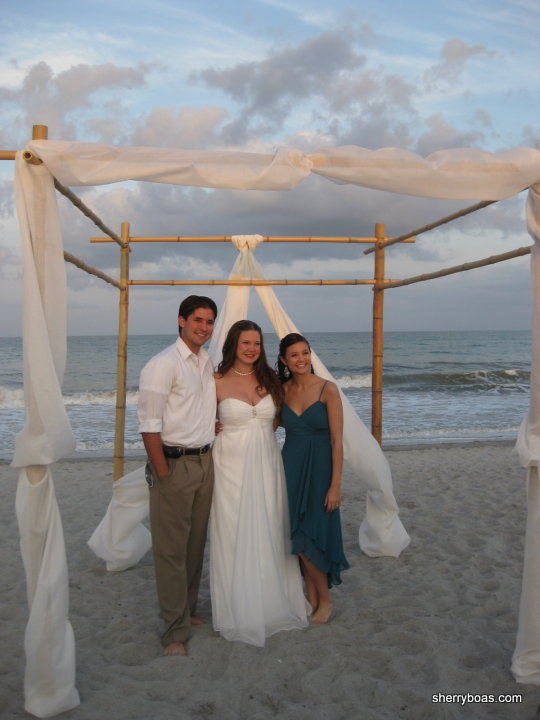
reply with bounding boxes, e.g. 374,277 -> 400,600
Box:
138,295 -> 218,657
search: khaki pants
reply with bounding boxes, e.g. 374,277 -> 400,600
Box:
148,450 -> 214,647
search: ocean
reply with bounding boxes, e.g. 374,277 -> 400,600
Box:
0,330 -> 531,459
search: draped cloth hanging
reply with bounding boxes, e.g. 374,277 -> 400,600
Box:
512,185 -> 540,684
13,153 -> 79,717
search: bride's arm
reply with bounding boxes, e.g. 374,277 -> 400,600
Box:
214,374 -> 224,434
214,372 -> 225,403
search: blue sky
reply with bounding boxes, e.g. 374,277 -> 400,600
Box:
0,0 -> 538,335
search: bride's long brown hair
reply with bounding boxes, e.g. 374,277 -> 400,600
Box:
217,320 -> 282,408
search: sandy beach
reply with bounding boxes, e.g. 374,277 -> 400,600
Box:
1,442 -> 539,720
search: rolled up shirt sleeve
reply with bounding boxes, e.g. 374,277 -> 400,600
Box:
137,357 -> 172,434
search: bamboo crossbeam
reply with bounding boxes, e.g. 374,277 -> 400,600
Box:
63,251 -> 121,289
90,235 -> 416,244
22,150 -> 43,165
54,180 -> 125,248
0,151 -> 16,160
128,278 -> 399,287
364,200 -> 495,254
379,245 -> 532,291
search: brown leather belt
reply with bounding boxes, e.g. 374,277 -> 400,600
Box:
162,444 -> 210,458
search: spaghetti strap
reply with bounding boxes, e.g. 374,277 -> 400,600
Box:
318,381 -> 329,400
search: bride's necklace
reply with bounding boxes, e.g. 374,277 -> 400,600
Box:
231,365 -> 256,376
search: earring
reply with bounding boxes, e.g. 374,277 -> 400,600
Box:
283,366 -> 290,379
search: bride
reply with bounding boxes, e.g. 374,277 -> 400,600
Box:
210,320 -> 309,646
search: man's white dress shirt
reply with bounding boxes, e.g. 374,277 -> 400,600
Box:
138,337 -> 216,447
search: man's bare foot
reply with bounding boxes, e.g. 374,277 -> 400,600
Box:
190,616 -> 205,626
163,641 -> 188,656
311,602 -> 332,624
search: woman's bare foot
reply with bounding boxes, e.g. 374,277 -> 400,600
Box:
304,579 -> 318,613
163,641 -> 188,656
190,616 -> 205,626
311,602 -> 332,624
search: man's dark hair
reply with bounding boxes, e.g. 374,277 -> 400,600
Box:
178,295 -> 218,321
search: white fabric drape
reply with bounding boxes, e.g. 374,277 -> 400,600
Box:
12,138 -> 540,709
13,154 -> 76,466
207,234 -> 264,361
13,152 -> 78,716
27,140 -> 540,201
87,465 -> 150,572
16,467 -> 79,717
512,185 -> 540,684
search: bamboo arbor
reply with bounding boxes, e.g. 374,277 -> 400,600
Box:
1,125 -> 532,479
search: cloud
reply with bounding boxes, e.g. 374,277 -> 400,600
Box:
0,176 -> 15,218
127,106 -> 230,149
187,27 -> 425,148
424,37 -> 495,85
193,29 -> 365,107
335,113 -> 415,151
326,70 -> 418,118
190,29 -> 372,142
415,113 -> 485,155
0,61 -> 154,144
522,125 -> 540,149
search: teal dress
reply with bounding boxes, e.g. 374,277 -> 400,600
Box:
281,391 -> 349,587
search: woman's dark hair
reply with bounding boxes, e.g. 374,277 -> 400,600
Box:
277,333 -> 312,383
217,320 -> 282,407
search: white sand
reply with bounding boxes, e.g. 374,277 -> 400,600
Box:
1,443 -> 539,719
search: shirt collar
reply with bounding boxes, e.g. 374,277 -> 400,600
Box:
176,336 -> 211,366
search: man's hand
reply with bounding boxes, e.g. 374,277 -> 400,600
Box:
142,432 -> 170,479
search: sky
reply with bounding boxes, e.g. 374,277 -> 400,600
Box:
0,0 -> 539,336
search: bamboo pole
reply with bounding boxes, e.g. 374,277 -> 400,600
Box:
113,223 -> 130,480
364,200 -> 495,254
0,151 -> 16,160
127,278 -> 398,287
382,244 -> 532,290
91,235 -> 415,244
371,223 -> 385,445
22,150 -> 43,165
32,124 -> 48,140
63,251 -> 121,289
21,126 -> 49,165
54,181 -> 125,247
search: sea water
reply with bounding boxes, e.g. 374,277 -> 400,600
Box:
0,330 -> 531,458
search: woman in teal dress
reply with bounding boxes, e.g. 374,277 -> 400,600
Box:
278,333 -> 349,624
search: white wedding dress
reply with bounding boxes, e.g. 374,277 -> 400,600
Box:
210,394 -> 310,646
